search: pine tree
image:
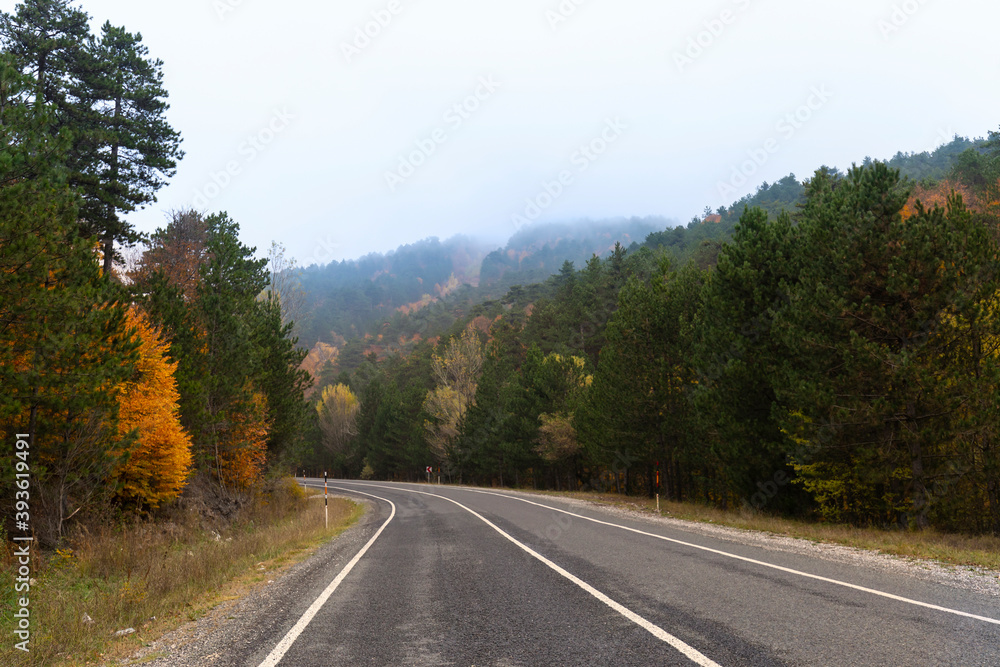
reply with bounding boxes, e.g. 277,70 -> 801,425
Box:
134,212 -> 293,492
81,22 -> 182,273
693,207 -> 801,507
2,4 -> 183,273
0,71 -> 137,541
776,163 -> 996,527
0,0 -> 89,116
254,294 -> 311,464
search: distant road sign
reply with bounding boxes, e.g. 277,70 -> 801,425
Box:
426,466 -> 432,473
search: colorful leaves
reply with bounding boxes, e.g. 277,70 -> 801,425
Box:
113,307 -> 193,507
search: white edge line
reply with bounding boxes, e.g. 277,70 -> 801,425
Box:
257,487 -> 396,667
337,481 -> 721,667
446,485 -> 1000,627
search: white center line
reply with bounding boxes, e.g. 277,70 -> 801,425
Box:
257,487 -> 396,667
334,481 -> 722,667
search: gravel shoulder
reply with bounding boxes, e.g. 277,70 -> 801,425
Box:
109,496 -> 380,667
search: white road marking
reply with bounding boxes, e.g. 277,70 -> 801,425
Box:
336,481 -> 722,667
257,487 -> 396,667
445,485 -> 1000,627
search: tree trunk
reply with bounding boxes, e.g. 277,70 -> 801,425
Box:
988,477 -> 1000,537
908,437 -> 930,529
103,90 -> 123,276
986,440 -> 1000,536
35,53 -> 47,110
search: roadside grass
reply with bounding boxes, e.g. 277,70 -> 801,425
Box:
0,478 -> 362,667
519,489 -> 1000,572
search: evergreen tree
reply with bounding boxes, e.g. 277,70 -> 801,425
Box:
776,164 -> 996,528
693,207 -> 801,509
0,0 -> 89,116
254,294 -> 310,463
2,3 -> 183,273
577,263 -> 702,497
0,72 -> 137,542
81,22 -> 182,273
135,212 -> 308,489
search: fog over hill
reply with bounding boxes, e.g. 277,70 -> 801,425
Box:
296,216 -> 673,347
294,134 -> 987,355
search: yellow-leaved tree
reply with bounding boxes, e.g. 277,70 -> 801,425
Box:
316,383 -> 360,456
422,326 -> 483,461
114,307 -> 193,507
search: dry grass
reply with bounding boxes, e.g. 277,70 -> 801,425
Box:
527,489 -> 1000,572
0,478 -> 361,667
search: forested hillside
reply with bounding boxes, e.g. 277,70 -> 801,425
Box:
305,133 -> 1000,535
297,236 -> 492,347
298,137 -> 987,387
296,217 -> 669,349
644,135 -> 985,260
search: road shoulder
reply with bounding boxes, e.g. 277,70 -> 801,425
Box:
111,496 -> 380,667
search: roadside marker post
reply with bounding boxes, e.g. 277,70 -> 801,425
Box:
324,472 -> 328,530
655,463 -> 661,513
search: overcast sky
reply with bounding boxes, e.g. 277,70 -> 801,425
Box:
7,0 -> 1000,265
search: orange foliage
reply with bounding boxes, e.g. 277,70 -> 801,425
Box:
397,293 -> 437,315
986,177 -> 1000,215
216,388 -> 270,492
901,180 -> 976,221
434,274 -> 461,298
299,342 -> 339,379
468,316 -> 493,336
114,307 -> 193,507
129,211 -> 208,301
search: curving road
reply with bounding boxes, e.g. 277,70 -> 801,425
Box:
237,480 -> 1000,667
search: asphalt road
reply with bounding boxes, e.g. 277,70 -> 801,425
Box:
241,480 -> 999,667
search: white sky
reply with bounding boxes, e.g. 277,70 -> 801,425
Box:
7,0 -> 1000,265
